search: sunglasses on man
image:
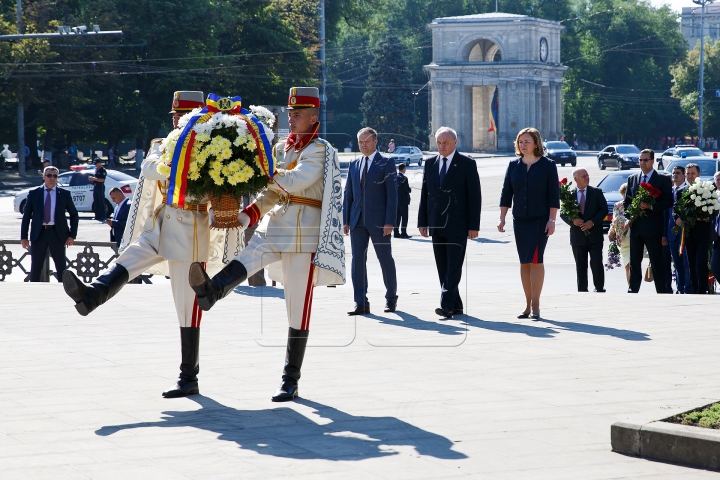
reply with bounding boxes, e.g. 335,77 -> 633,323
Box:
44,174 -> 58,178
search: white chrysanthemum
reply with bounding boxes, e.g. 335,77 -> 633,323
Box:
195,132 -> 211,143
695,198 -> 703,206
691,194 -> 697,200
249,105 -> 275,127
188,171 -> 200,181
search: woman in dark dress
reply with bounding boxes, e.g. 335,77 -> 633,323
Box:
498,128 -> 560,319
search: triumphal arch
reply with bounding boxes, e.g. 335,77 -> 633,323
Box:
425,13 -> 567,152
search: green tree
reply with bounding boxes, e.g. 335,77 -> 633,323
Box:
359,35 -> 415,147
671,39 -> 720,139
562,0 -> 692,146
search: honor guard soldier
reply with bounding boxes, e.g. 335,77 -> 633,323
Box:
62,91 -> 231,398
188,86 -> 345,402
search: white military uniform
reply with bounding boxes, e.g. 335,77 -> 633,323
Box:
117,139 -> 236,328
234,137 -> 344,330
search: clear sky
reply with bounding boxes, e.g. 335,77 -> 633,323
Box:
649,0 -> 705,13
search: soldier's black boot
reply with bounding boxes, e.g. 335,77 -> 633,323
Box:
162,327 -> 200,398
63,264 -> 129,316
188,261 -> 247,311
271,328 -> 309,402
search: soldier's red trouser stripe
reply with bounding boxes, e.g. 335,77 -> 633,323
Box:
300,254 -> 316,331
191,262 -> 205,328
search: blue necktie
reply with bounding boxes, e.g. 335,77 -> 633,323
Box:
439,157 -> 447,184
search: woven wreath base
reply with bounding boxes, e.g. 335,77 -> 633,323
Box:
208,193 -> 242,229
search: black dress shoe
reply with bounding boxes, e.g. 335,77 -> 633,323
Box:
400,234 -> 413,239
348,306 -> 371,316
593,288 -> 606,293
452,308 -> 463,315
530,312 -> 541,320
384,303 -> 396,313
435,307 -> 453,318
517,312 -> 530,319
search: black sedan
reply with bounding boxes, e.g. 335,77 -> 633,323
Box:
596,170 -> 634,229
597,144 -> 641,170
543,141 -> 576,167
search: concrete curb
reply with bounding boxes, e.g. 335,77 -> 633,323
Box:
611,406 -> 720,470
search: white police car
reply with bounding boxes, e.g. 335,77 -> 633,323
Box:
14,167 -> 138,214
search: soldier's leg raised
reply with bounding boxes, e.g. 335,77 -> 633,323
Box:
163,260 -> 204,398
272,253 -> 316,402
189,233 -> 278,311
62,236 -> 162,316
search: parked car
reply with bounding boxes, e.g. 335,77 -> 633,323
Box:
388,146 -> 424,166
14,167 -> 138,214
543,141 -> 576,166
664,158 -> 720,182
597,144 -> 641,170
596,170 -> 635,229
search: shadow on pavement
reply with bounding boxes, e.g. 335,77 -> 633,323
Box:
95,396 -> 466,461
232,285 -> 286,299
535,317 -> 650,341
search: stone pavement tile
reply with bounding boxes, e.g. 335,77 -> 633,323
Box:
70,460 -> 189,479
0,465 -> 90,480
0,451 -> 97,470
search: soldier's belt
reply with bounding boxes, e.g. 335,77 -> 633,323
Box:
286,195 -> 322,209
161,193 -> 209,213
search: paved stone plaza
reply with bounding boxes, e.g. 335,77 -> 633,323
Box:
2,154 -> 720,478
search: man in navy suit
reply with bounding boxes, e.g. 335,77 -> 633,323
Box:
560,168 -> 607,292
20,166 -> 79,281
624,149 -> 672,293
394,163 -> 412,239
418,127 -> 481,318
343,127 -> 398,315
663,165 -> 691,293
106,187 -> 130,248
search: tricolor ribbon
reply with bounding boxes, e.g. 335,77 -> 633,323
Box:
238,108 -> 275,180
679,227 -> 686,255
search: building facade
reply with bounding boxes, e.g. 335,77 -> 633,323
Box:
425,13 -> 567,152
681,5 -> 720,50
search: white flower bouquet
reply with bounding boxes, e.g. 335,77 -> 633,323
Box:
672,180 -> 720,234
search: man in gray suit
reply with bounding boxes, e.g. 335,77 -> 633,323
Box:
343,127 -> 398,315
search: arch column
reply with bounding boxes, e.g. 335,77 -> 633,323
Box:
548,81 -> 558,140
555,82 -> 563,140
497,80 -> 511,151
429,80 -> 443,149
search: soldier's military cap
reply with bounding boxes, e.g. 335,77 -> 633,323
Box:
170,91 -> 205,114
287,87 -> 320,110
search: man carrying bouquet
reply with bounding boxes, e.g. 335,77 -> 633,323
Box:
188,87 -> 345,402
624,149 -> 672,293
61,91 -> 229,399
560,168 -> 607,292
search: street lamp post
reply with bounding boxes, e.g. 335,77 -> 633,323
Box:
694,0 -> 714,148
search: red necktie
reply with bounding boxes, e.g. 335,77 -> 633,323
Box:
44,188 -> 51,224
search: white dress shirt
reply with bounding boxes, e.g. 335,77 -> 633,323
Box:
360,150 -> 378,175
113,197 -> 128,220
438,150 -> 456,175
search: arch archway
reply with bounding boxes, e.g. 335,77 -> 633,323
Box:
467,39 -> 502,62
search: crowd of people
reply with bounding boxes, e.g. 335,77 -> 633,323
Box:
17,85 -> 720,404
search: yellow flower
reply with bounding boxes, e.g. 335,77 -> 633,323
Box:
210,160 -> 222,171
242,165 -> 254,179
213,176 -> 225,186
195,132 -> 211,143
228,161 -> 240,173
227,174 -> 239,186
218,148 -> 233,161
231,171 -> 245,184
156,163 -> 172,178
221,165 -> 231,177
188,171 -> 200,181
246,141 -> 257,151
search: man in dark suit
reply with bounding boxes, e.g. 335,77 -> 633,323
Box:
624,149 -> 673,293
677,163 -> 715,294
663,165 -> 691,293
106,187 -> 130,248
560,168 -> 607,292
20,166 -> 79,281
712,172 -> 720,284
343,127 -> 398,315
418,126 -> 481,318
394,163 -> 412,239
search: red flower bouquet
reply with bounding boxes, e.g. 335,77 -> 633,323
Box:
559,178 -> 589,235
625,181 -> 661,225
